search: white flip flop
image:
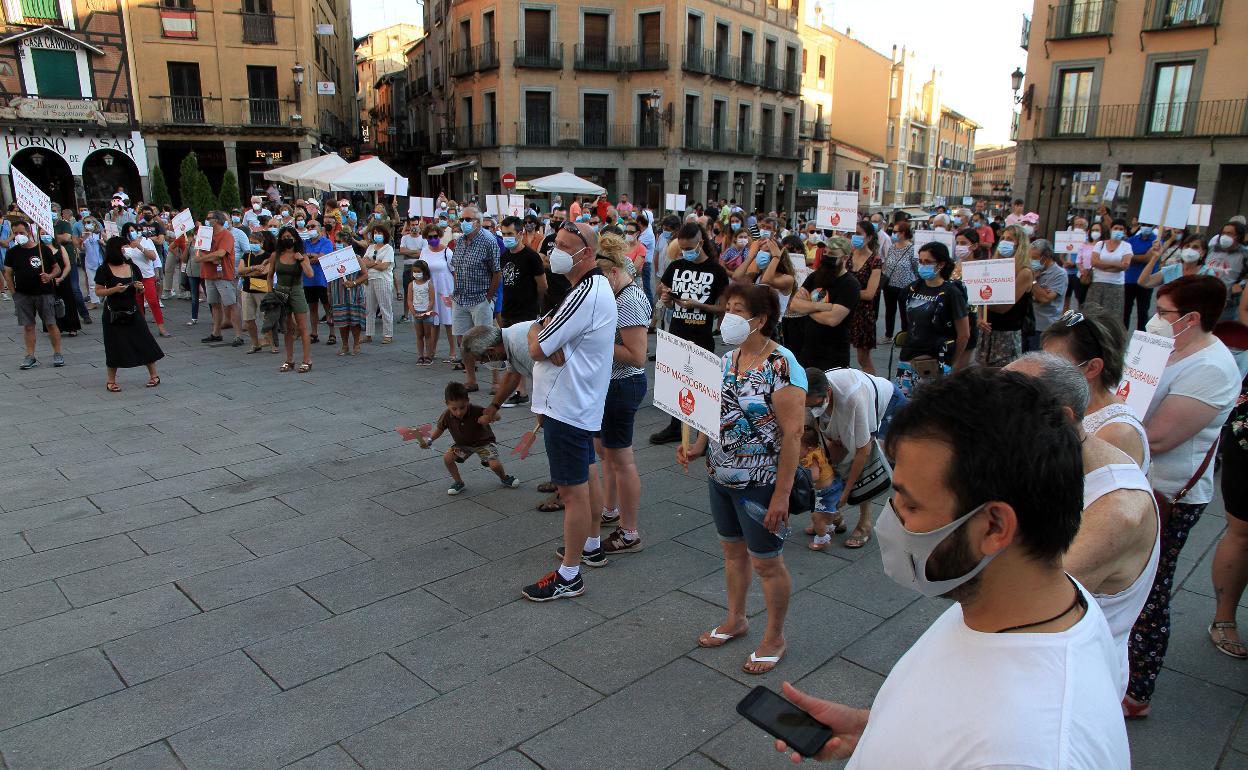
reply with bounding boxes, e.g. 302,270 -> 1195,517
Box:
698,625 -> 746,648
743,650 -> 785,675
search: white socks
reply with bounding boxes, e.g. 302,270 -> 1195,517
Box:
584,536 -> 601,552
812,534 -> 831,545
558,564 -> 580,580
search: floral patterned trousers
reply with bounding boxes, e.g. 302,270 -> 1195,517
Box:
1126,501 -> 1206,703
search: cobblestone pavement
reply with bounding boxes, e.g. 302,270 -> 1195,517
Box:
0,296 -> 1244,769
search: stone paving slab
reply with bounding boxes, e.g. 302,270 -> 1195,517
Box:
0,304 -> 1243,769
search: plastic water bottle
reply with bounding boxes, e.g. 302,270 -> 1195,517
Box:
742,499 -> 790,542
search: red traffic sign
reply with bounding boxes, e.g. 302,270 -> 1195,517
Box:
501,172 -> 516,189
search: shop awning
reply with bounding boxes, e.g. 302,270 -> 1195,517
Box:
427,158 -> 477,176
527,172 -> 605,195
263,153 -> 347,186
304,156 -> 403,192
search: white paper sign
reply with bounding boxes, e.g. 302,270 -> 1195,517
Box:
959,258 -> 1017,306
653,330 -> 723,439
505,194 -> 524,218
316,81 -> 336,95
816,190 -> 857,231
1189,204 -> 1212,228
664,193 -> 687,212
914,229 -> 954,253
1053,230 -> 1086,264
485,194 -> 523,218
171,208 -> 194,238
318,246 -> 362,282
962,196 -> 974,206
103,221 -> 119,239
11,166 -> 52,234
193,225 -> 213,251
1102,179 -> 1120,202
1116,331 -> 1175,419
408,197 -> 436,218
383,177 -> 409,196
1139,181 -> 1196,229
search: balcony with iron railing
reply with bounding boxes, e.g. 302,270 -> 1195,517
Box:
514,41 -> 563,69
682,125 -> 737,153
1020,14 -> 1031,49
739,60 -> 763,87
1142,0 -> 1221,31
235,97 -> 294,127
513,121 -> 666,149
682,45 -> 714,76
814,120 -> 830,140
763,66 -> 781,91
626,43 -> 668,71
783,70 -> 801,95
574,43 -> 627,72
799,120 -> 814,138
908,150 -> 928,166
444,123 -> 499,149
151,95 -> 221,126
241,11 -> 275,43
1034,99 -> 1248,139
905,191 -> 925,205
449,43 -> 499,77
1046,0 -> 1116,40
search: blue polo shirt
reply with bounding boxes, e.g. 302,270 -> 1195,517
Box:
304,234 -> 334,287
1124,232 -> 1157,284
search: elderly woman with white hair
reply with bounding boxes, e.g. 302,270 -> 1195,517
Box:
1026,238 -> 1070,352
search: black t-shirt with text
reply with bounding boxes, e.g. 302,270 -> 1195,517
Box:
661,256 -> 730,349
900,279 -> 969,361
500,245 -> 544,322
4,244 -> 55,295
799,270 -> 861,370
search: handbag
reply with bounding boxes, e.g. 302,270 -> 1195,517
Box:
1153,438 -> 1219,529
53,296 -> 66,318
104,296 -> 137,326
846,376 -> 894,506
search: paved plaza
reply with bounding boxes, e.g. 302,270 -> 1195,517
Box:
0,298 -> 1244,769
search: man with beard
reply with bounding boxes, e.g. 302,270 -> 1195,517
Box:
772,368 -> 1129,769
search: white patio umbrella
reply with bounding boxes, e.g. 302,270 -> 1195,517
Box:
526,172 -> 606,195
305,156 -> 403,192
262,153 -> 346,186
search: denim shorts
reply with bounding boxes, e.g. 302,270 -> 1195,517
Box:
878,387 -> 907,442
543,416 -> 596,486
707,478 -> 785,559
599,373 -> 647,449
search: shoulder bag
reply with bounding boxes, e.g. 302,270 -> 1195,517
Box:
846,374 -> 894,506
1153,438 -> 1218,529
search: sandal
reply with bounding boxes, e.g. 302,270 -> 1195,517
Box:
105,382 -> 121,392
352,344 -> 361,356
742,647 -> 786,675
808,537 -> 832,552
381,336 -> 394,345
1122,695 -> 1151,720
443,356 -> 458,364
337,347 -> 349,356
537,481 -> 558,494
327,335 -> 337,345
453,361 -> 466,371
1209,621 -> 1248,659
844,529 -> 872,549
698,624 -> 747,648
279,362 -> 294,372
145,376 -> 160,388
310,335 -> 319,343
248,345 -> 263,354
831,515 -> 848,535
537,495 -> 565,513
297,362 -> 312,373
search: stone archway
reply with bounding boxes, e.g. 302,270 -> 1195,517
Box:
82,149 -> 141,213
10,146 -> 74,210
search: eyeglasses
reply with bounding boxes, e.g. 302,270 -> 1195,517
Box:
1156,307 -> 1184,318
1056,310 -> 1105,359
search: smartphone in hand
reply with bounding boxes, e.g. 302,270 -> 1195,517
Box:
736,685 -> 833,758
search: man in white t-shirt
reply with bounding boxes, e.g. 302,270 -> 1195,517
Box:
774,368 -> 1129,769
520,222 -> 617,602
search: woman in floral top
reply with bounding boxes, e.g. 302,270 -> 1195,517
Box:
678,280 -> 807,676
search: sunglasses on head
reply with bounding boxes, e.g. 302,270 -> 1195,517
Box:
560,220 -> 590,250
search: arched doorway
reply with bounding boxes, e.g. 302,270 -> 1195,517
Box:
82,150 -> 141,213
10,147 -> 74,210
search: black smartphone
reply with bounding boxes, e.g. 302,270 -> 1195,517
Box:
735,685 -> 834,758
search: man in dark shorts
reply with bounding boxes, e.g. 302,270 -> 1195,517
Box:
4,220 -> 64,369
303,220 -> 335,344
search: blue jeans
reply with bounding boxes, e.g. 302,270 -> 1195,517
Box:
641,262 -> 653,302
187,276 -> 203,321
68,265 -> 89,317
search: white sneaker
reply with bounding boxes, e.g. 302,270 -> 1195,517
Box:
159,300 -> 166,308
1,291 -> 9,301
186,318 -> 198,326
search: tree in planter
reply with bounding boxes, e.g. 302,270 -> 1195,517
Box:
178,152 -> 201,211
217,169 -> 241,213
189,169 -> 217,222
150,166 -> 172,208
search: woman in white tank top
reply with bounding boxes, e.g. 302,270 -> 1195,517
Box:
1041,305 -> 1150,472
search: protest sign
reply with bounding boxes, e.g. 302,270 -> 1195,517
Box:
319,246 -> 361,282
104,221 -> 119,239
11,166 -> 52,234
816,190 -> 857,231
408,197 -> 436,218
962,196 -> 974,206
1139,181 -> 1196,230
1189,204 -> 1212,228
194,225 -> 213,251
914,229 -> 954,253
1053,230 -> 1086,264
170,209 -> 195,238
1116,331 -> 1174,419
959,258 -> 1017,306
383,177 -> 409,196
653,330 -> 722,440
664,193 -> 687,212
1102,179 -> 1120,202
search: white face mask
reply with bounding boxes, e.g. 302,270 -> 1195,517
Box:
809,403 -> 826,419
720,313 -> 756,346
1219,234 -> 1236,251
1090,230 -> 1102,241
736,238 -> 749,249
549,246 -> 578,274
1145,312 -> 1187,339
1180,248 -> 1202,264
876,501 -> 998,597
953,244 -> 970,260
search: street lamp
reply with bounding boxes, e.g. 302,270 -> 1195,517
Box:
292,64 -> 305,86
755,178 -> 765,195
1011,67 -> 1025,104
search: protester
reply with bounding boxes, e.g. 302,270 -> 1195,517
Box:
1043,305 -> 1149,470
521,222 -> 617,601
784,236 -> 860,371
94,236 -> 163,391
405,258 -> 437,364
976,224 -> 1033,368
650,222 -> 729,445
193,212 -> 243,346
1125,275 -> 1241,717
1207,220 -> 1247,320
420,221 -> 456,361
41,230 -> 81,338
302,219 -> 335,345
1124,223 -> 1160,331
847,220 -> 883,374
266,226 -> 314,373
81,216 -> 103,307
54,207 -> 90,326
733,233 -> 800,320
880,219 -> 916,342
424,381 -> 520,495
1007,352 -> 1160,694
449,204 -> 501,391
359,223 -> 396,345
236,230 -> 274,354
4,221 -> 64,369
679,280 -> 806,674
1211,369 -> 1248,659
1026,239 -> 1068,351
772,368 -> 1129,768
1141,233 -> 1215,289
120,223 -> 167,338
1087,218 -> 1133,322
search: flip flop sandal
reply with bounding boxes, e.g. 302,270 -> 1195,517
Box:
743,649 -> 785,675
844,531 -> 872,549
105,382 -> 121,392
145,376 -> 161,388
1209,622 -> 1248,659
452,362 -> 466,371
279,362 -> 295,372
327,336 -> 337,345
808,538 -> 832,552
310,335 -> 319,343
297,362 -> 312,373
248,345 -> 263,354
536,497 -> 565,513
698,625 -> 747,648
537,482 -> 558,494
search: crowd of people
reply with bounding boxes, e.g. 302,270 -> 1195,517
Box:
5,182 -> 1247,766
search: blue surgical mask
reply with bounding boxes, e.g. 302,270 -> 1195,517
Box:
917,264 -> 938,280
373,234 -> 384,244
461,221 -> 475,234
39,234 -> 53,244
998,241 -> 1016,257
872,222 -> 881,232
682,248 -> 700,260
246,243 -> 262,253
759,230 -> 772,240
890,233 -> 900,243
229,215 -> 240,225
756,251 -> 771,268
952,216 -> 963,226
296,219 -> 305,228
730,222 -> 741,232
1030,259 -> 1043,271
502,236 -> 518,249
1111,230 -> 1126,241
851,235 -> 866,249
1137,226 -> 1153,237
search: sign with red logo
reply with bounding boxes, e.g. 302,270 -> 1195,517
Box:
501,172 -> 516,189
959,258 -> 1016,306
1117,331 -> 1174,419
678,388 -> 695,415
816,189 -> 858,232
318,246 -> 361,282
653,330 -> 723,440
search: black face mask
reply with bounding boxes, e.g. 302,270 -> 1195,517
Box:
106,253 -> 126,265
279,238 -> 296,249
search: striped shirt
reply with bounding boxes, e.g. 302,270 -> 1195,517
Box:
450,230 -> 501,305
612,282 -> 653,380
532,270 -> 617,431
